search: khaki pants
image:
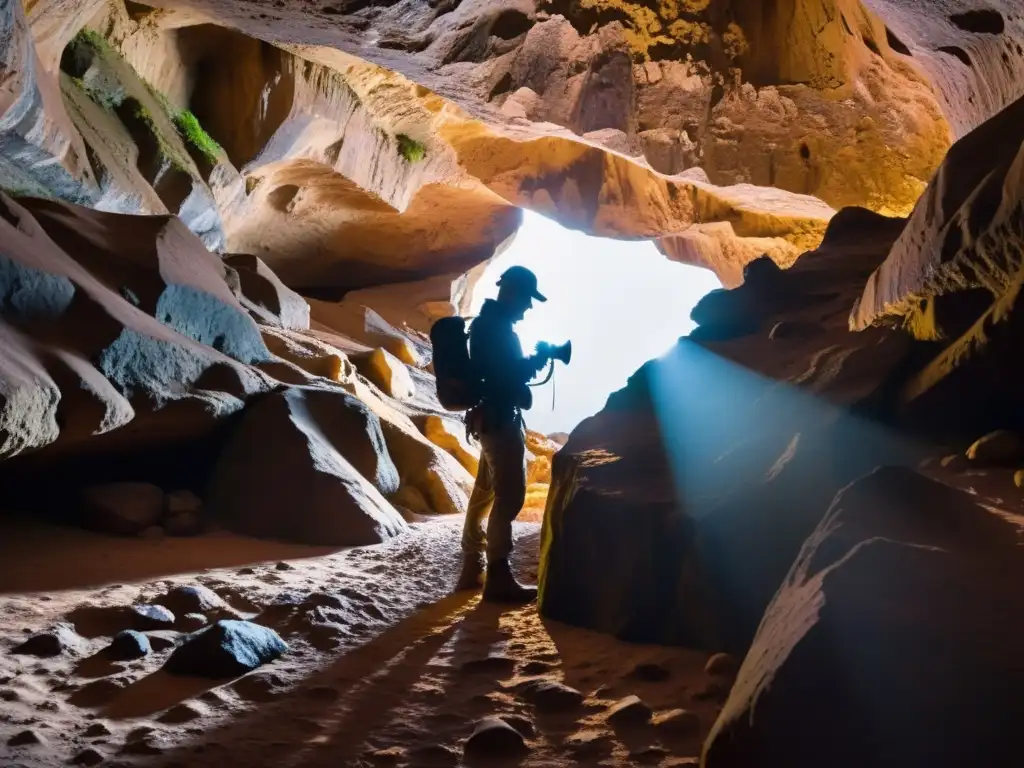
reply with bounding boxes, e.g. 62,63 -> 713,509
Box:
461,416 -> 526,563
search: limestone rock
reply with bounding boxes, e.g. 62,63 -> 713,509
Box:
224,253 -> 310,331
605,695 -> 653,727
105,630 -> 151,660
357,348 -> 415,401
539,207 -> 918,652
464,717 -> 529,760
164,619 -> 287,678
423,415 -> 479,475
12,623 -> 85,657
517,680 -> 584,712
207,386 -> 406,545
703,467 -> 1024,767
130,604 -> 175,631
157,584 -> 227,617
7,729 -> 42,746
81,482 -> 164,536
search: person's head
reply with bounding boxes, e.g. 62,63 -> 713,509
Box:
495,265 -> 546,322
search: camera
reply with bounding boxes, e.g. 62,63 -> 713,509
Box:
537,340 -> 572,365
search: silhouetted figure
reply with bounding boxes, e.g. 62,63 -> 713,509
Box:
458,266 -> 553,602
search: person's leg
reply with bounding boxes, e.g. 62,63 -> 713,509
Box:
482,421 -> 534,603
457,451 -> 493,591
461,452 -> 493,554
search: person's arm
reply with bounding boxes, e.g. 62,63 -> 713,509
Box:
472,320 -> 549,398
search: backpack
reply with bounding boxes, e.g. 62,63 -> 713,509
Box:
429,316 -> 482,411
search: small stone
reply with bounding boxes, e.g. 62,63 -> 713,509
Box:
565,728 -> 612,754
180,613 -> 209,631
517,679 -> 584,712
461,655 -> 516,675
705,652 -> 740,677
12,623 -> 85,657
8,729 -> 42,746
464,717 -> 529,759
237,567 -> 255,575
105,630 -> 151,660
158,585 -> 227,616
275,561 -> 294,571
130,604 -> 175,630
164,620 -> 287,678
630,662 -> 671,682
519,660 -> 555,675
83,722 -> 111,738
606,695 -> 652,726
652,708 -> 700,735
72,747 -> 105,766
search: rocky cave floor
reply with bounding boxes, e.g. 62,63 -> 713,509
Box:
0,515 -> 736,768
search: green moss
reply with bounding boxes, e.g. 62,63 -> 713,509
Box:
74,28 -> 115,57
397,134 -> 426,164
173,110 -> 222,164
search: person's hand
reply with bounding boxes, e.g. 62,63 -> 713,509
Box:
534,341 -> 552,359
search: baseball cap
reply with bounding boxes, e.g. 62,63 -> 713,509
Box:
497,265 -> 547,302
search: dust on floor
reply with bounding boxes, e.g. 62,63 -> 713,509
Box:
0,516 -> 723,767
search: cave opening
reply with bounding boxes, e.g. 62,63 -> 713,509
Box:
468,210 -> 721,436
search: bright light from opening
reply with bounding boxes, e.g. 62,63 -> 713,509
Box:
469,210 -> 721,434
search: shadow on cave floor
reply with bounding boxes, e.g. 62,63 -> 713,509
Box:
0,522 -> 719,767
0,513 -> 338,593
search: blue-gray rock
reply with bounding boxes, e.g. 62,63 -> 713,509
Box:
157,584 -> 226,616
130,604 -> 175,630
12,623 -> 85,657
164,620 -> 287,678
105,630 -> 150,660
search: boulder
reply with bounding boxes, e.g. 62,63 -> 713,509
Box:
464,717 -> 529,760
207,386 -> 406,545
605,695 -> 653,727
539,209 -> 919,652
80,482 -> 165,536
164,620 -> 287,678
703,467 -> 1024,768
104,630 -> 151,660
12,623 -> 86,657
357,348 -> 415,401
130,604 -> 175,630
157,585 -> 227,617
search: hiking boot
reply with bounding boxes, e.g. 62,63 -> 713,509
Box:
455,553 -> 485,591
483,558 -> 537,604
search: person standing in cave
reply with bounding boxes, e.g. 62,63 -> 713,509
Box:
458,266 -> 553,603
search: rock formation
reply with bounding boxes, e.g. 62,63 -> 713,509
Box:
5,0 -> 1024,763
